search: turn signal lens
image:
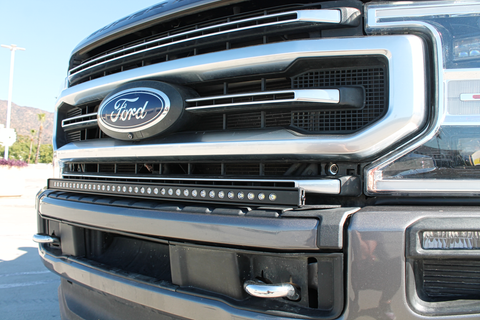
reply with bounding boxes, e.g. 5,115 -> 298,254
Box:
422,231 -> 480,249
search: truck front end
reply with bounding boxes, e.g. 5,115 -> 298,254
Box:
35,1 -> 480,319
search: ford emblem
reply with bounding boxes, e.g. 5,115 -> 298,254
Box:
97,81 -> 195,140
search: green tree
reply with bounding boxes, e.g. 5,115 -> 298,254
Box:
39,144 -> 53,163
28,129 -> 36,164
0,134 -> 30,161
0,131 -> 52,164
35,113 -> 46,164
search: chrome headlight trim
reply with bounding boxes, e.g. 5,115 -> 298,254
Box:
366,1 -> 480,195
365,1 -> 445,195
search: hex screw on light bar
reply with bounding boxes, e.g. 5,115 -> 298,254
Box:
32,234 -> 60,245
244,280 -> 299,300
327,163 -> 339,176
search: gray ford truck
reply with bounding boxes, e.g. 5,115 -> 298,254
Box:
34,1 -> 480,319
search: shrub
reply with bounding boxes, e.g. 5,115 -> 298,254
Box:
0,159 -> 28,167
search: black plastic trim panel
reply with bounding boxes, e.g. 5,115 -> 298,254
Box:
40,191 -> 316,250
39,190 -> 358,250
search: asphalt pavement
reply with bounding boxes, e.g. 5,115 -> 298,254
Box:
0,164 -> 60,319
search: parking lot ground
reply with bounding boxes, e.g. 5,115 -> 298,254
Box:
0,164 -> 60,319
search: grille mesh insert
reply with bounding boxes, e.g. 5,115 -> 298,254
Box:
420,259 -> 480,300
191,64 -> 387,133
291,67 -> 387,132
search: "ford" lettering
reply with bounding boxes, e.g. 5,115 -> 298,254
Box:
98,87 -> 170,132
110,98 -> 148,123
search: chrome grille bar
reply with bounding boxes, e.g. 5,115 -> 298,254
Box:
69,9 -> 354,77
186,89 -> 337,112
62,112 -> 98,132
185,88 -> 365,113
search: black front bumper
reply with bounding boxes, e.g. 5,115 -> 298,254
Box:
36,190 -> 480,319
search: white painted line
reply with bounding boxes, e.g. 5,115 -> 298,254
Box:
0,271 -> 50,277
0,280 -> 57,289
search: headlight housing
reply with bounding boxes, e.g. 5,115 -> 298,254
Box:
365,1 -> 480,196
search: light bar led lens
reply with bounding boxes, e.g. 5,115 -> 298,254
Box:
422,231 -> 480,250
49,179 -> 302,206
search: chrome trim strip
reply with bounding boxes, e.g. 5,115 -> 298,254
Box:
375,180 -> 480,194
185,89 -> 339,112
39,196 -> 319,249
60,173 -> 342,194
373,2 -> 480,20
69,9 -> 344,77
365,2 -> 447,194
296,179 -> 341,194
62,112 -> 97,124
459,93 -> 480,102
56,36 -> 425,160
63,119 -> 97,128
62,120 -> 98,132
72,0 -> 245,55
62,112 -> 98,128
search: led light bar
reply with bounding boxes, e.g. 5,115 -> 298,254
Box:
49,179 -> 304,206
422,231 -> 480,250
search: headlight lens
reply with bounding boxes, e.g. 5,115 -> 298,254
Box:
52,152 -> 63,179
366,1 -> 480,196
369,126 -> 480,195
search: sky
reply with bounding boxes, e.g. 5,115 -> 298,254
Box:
0,0 -> 162,112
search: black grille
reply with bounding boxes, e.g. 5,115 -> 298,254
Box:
62,102 -> 105,143
191,62 -> 388,133
291,67 -> 387,132
226,112 -> 262,129
66,130 -> 82,142
64,161 -> 360,178
265,112 -> 292,127
68,1 -> 363,86
265,163 -> 294,176
225,163 -> 260,176
98,164 -> 115,173
420,259 -> 480,301
61,58 -> 388,144
66,107 -> 81,118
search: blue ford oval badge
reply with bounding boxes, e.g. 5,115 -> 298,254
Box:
98,81 -> 195,140
99,88 -> 170,131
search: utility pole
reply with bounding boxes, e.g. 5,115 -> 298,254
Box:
1,44 -> 25,160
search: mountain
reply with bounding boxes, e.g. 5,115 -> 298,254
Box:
0,100 -> 54,144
